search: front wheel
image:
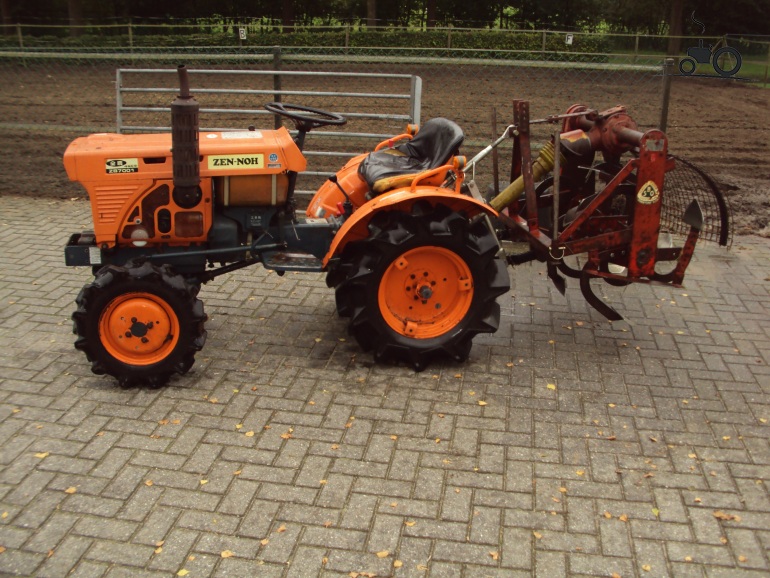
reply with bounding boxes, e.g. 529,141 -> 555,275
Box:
328,203 -> 510,370
73,261 -> 207,387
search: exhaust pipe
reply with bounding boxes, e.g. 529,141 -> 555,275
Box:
171,65 -> 201,208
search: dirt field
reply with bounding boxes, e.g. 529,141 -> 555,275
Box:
1,62 -> 768,236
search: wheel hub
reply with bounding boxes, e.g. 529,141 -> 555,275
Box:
379,246 -> 474,339
100,293 -> 179,365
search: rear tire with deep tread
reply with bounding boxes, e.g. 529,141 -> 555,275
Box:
328,203 -> 510,370
73,261 -> 207,387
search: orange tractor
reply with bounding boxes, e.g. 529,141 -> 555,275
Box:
64,66 -> 729,386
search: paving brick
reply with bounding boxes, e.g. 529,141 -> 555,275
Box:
2,198 -> 770,577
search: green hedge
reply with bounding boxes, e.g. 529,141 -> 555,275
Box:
1,28 -> 611,58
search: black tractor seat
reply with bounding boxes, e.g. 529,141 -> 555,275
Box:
358,118 -> 464,196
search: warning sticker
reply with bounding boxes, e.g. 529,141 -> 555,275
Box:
208,154 -> 264,170
106,158 -> 139,174
637,181 -> 660,205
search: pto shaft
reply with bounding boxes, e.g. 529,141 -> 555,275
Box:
489,140 -> 558,212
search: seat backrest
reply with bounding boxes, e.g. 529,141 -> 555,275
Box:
397,118 -> 464,168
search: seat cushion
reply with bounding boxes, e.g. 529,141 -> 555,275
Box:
359,118 -> 464,195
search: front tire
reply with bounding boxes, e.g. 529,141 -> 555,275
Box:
328,203 -> 510,370
73,261 -> 207,387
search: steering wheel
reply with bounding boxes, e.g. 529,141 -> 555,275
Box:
264,102 -> 346,132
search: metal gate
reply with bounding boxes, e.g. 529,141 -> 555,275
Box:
116,68 -> 423,194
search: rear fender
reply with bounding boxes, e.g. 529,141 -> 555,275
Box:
322,186 -> 498,267
306,153 -> 369,219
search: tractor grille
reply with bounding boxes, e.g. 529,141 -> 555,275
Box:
661,155 -> 733,248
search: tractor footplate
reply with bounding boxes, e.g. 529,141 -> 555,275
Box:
262,251 -> 323,273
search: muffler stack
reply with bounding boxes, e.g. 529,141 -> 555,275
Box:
171,65 -> 201,208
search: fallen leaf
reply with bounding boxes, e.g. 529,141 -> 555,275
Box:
546,383 -> 556,390
308,401 -> 315,406
404,521 -> 416,527
199,480 -> 208,485
478,401 -> 488,406
454,373 -> 462,379
694,497 -> 702,503
649,436 -> 658,443
319,479 -> 327,485
435,438 -> 441,444
390,502 -> 398,508
95,431 -> 104,437
34,452 -> 49,459
322,557 -> 328,564
155,547 -> 163,554
145,480 -> 154,486
376,550 -> 389,558
684,556 -> 692,562
1,512 -> 7,519
642,564 -> 651,572
489,551 -> 499,560
738,555 -> 747,563
277,525 -> 286,533
0,546 -> 5,554
417,565 -> 428,571
559,487 -> 567,493
209,398 -> 218,404
652,508 -> 660,517
244,431 -> 255,437
64,487 -> 77,494
612,574 -> 621,578
221,550 -> 234,558
713,510 -> 741,522
156,541 -> 165,547
158,420 -> 169,425
323,521 -> 333,528
233,470 -> 241,476
11,409 -> 20,414
533,531 -> 542,539
177,571 -> 189,577
390,435 -> 398,440
280,432 -> 293,440
437,413 -> 445,418
393,560 -> 403,568
171,419 -> 181,425
603,511 -> 612,519
688,453 -> 697,459
260,538 -> 269,546
576,470 -> 585,476
720,536 -> 728,544
331,444 -> 340,450
722,436 -> 731,441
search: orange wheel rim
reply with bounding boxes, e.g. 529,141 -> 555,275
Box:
99,292 -> 179,365
378,246 -> 473,339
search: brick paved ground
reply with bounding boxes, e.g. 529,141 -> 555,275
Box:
0,194 -> 768,577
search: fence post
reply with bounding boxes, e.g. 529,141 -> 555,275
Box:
16,23 -> 22,48
447,25 -> 452,49
765,43 -> 770,87
128,19 -> 133,57
345,24 -> 350,52
659,57 -> 674,132
272,46 -> 283,130
634,34 -> 639,64
541,30 -> 546,53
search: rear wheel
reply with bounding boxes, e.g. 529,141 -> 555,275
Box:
328,203 -> 509,370
73,261 -> 207,387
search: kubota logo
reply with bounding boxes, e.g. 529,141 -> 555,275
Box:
105,158 -> 139,174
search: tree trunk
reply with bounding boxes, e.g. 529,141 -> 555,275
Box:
367,0 -> 376,28
427,0 -> 436,28
282,0 -> 294,29
68,0 -> 83,37
666,0 -> 685,56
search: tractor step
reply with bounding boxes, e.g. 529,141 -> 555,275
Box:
262,250 -> 323,272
